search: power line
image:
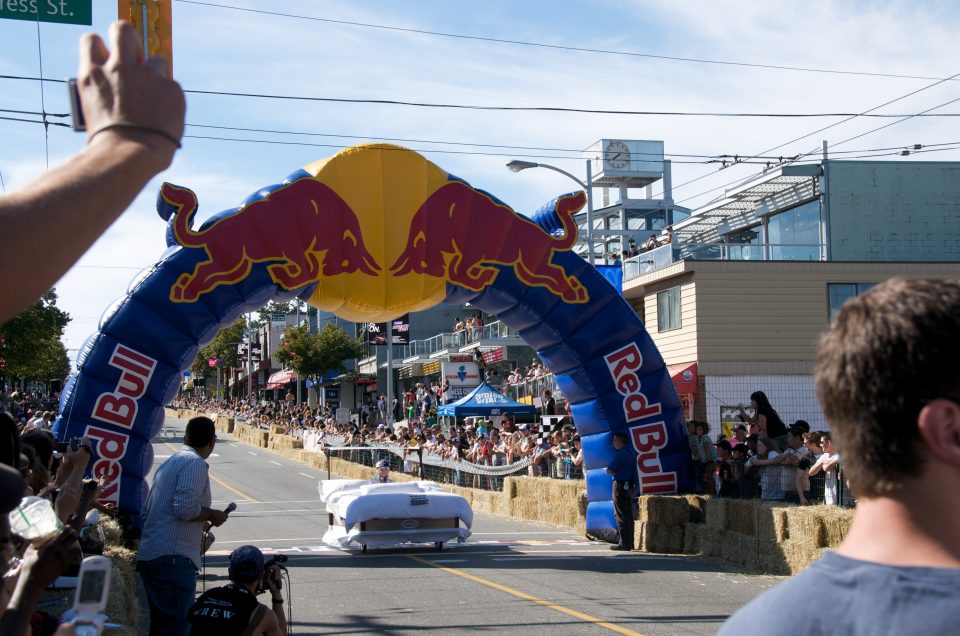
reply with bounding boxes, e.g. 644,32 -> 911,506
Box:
668,70 -> 960,204
181,134 -> 713,162
3,75 -> 960,119
175,0 -> 960,84
7,107 -> 956,167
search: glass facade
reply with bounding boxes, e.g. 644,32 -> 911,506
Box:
767,200 -> 821,260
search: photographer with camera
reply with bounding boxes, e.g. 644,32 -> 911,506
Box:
188,545 -> 287,635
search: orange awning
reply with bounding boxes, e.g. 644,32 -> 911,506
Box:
667,362 -> 698,394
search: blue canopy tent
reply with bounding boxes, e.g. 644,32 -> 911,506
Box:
437,381 -> 536,417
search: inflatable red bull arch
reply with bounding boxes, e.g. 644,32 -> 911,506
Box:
53,144 -> 691,541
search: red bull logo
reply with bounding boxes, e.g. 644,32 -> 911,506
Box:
162,179 -> 380,303
161,145 -> 588,319
390,182 -> 588,303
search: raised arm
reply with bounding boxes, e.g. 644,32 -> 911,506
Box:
0,21 -> 184,322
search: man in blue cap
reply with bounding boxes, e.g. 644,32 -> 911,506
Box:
188,545 -> 286,635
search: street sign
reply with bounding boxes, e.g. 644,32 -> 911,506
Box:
1,0 -> 92,25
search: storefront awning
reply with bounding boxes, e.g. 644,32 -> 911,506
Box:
266,369 -> 297,389
667,362 -> 698,394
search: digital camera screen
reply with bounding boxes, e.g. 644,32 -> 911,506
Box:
78,570 -> 106,604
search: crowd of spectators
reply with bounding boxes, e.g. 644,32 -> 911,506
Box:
174,389 -> 585,488
505,361 -> 549,385
1,388 -> 129,634
687,391 -> 846,506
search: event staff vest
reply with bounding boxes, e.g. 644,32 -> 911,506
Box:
189,584 -> 260,634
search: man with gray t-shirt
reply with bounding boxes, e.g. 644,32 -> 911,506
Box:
720,279 -> 960,635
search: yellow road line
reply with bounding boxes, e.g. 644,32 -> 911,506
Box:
162,442 -> 257,503
406,555 -> 644,636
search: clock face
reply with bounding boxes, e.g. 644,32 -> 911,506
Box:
604,141 -> 631,169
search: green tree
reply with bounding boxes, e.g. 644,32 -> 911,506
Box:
275,324 -> 362,387
190,318 -> 249,393
0,290 -> 71,382
250,300 -> 294,329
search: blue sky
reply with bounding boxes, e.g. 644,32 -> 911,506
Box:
1,0 -> 958,354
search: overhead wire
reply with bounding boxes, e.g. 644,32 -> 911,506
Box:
2,74 -> 958,119
668,70 -> 960,205
175,0 -> 960,84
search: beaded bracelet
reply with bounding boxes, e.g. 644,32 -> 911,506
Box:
88,121 -> 182,149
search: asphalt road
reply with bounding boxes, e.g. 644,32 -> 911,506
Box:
149,416 -> 781,635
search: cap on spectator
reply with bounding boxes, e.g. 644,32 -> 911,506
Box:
715,440 -> 732,452
375,459 -> 390,469
0,465 -> 26,513
734,424 -> 747,432
229,545 -> 265,581
733,443 -> 749,454
518,424 -> 530,430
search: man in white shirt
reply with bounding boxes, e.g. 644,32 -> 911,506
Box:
137,417 -> 233,635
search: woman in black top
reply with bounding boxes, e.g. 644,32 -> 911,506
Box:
738,391 -> 788,448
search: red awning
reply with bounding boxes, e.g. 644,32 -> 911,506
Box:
266,369 -> 297,389
667,362 -> 698,394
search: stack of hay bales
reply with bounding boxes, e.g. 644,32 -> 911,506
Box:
214,416 -> 235,434
268,434 -> 303,452
508,477 -> 583,528
638,495 -> 692,553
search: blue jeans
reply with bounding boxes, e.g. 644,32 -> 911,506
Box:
137,555 -> 197,636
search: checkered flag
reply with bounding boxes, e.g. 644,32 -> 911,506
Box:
536,416 -> 565,445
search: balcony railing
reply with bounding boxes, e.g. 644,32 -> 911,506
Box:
391,320 -> 520,360
623,242 -> 824,279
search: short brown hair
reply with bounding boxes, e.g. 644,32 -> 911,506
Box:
815,278 -> 960,497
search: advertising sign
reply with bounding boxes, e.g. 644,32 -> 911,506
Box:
440,360 -> 481,403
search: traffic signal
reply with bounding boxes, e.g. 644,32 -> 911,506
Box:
118,1 -> 173,73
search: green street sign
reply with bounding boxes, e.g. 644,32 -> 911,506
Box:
0,0 -> 92,26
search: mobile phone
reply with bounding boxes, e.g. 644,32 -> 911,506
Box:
67,79 -> 86,132
70,555 -> 110,635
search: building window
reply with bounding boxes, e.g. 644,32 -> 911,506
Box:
767,200 -> 821,261
827,283 -> 875,321
657,287 -> 681,332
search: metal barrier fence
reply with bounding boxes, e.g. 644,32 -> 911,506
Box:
695,460 -> 854,507
298,431 -> 583,491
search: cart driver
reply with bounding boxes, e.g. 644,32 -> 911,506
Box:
371,459 -> 392,483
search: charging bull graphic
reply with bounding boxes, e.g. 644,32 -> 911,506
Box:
54,144 -> 690,541
159,179 -> 380,302
390,182 -> 588,303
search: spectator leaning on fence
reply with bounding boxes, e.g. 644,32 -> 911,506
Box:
808,431 -> 840,505
721,278 -> 960,635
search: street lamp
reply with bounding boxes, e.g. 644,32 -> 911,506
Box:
506,159 -> 596,265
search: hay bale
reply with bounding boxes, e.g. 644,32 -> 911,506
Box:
683,522 -> 704,554
726,500 -> 758,536
779,539 -> 825,574
818,506 -> 854,547
785,507 -> 825,549
705,497 -> 728,530
103,546 -> 138,632
640,496 -> 690,528
685,495 -> 708,523
699,527 -> 726,558
726,532 -> 760,571
756,503 -> 789,543
642,523 -> 684,554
